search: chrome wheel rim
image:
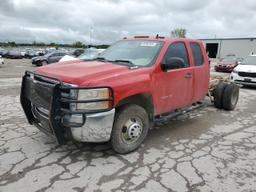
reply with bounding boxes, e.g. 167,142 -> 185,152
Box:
121,117 -> 143,144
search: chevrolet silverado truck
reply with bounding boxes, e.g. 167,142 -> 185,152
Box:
20,36 -> 239,154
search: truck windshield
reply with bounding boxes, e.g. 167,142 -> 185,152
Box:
98,40 -> 163,67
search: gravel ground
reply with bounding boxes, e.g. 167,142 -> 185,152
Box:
0,59 -> 255,192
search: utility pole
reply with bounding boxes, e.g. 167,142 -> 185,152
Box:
89,26 -> 93,46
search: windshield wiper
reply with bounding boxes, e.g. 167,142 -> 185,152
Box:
95,58 -> 138,68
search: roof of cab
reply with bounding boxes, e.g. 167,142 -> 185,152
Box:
123,36 -> 202,44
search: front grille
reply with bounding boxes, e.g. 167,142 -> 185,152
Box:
238,72 -> 256,78
33,74 -> 59,85
22,71 -> 78,144
28,73 -> 76,125
28,73 -> 77,111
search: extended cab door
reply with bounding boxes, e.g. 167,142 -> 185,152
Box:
154,41 -> 194,114
189,42 -> 210,103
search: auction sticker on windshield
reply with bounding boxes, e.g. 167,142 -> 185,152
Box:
140,42 -> 157,47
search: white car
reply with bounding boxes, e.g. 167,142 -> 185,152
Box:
58,55 -> 77,62
0,56 -> 4,65
231,55 -> 256,86
59,48 -> 105,62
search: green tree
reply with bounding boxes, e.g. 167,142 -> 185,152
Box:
171,28 -> 187,38
73,41 -> 85,48
8,41 -> 16,47
49,42 -> 56,47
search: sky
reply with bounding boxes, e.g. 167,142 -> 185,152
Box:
0,0 -> 256,44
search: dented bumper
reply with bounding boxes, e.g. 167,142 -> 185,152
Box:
69,109 -> 115,142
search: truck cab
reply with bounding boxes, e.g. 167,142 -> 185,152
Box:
21,36 -> 210,154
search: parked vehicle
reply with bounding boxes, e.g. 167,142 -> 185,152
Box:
0,48 -> 6,56
32,51 -> 67,66
231,55 -> 256,86
20,49 -> 27,58
72,48 -> 85,57
1,50 -> 9,58
0,56 -> 4,65
59,48 -> 105,62
20,36 -> 239,154
5,50 -> 23,59
215,57 -> 243,72
79,49 -> 105,60
24,50 -> 39,59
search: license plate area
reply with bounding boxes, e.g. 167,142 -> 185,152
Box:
24,77 -> 55,110
21,72 -> 65,144
244,78 -> 252,82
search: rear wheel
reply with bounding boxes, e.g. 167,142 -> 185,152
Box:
222,84 -> 239,110
111,104 -> 149,154
213,82 -> 227,109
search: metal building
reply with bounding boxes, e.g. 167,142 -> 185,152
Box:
200,37 -> 256,59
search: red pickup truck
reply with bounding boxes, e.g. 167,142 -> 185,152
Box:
20,36 -> 239,153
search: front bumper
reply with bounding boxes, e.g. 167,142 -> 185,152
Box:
70,109 -> 115,142
20,71 -> 115,144
230,72 -> 256,86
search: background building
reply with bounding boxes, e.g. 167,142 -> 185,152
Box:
201,37 -> 256,58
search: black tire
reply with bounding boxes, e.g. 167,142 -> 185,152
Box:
213,82 -> 227,109
111,104 -> 149,154
222,84 -> 239,110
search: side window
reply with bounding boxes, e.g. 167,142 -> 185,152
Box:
59,53 -> 66,56
190,43 -> 204,66
163,42 -> 189,68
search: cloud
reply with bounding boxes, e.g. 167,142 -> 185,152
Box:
0,0 -> 256,44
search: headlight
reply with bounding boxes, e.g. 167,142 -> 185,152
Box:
232,69 -> 238,73
77,88 -> 111,110
78,88 -> 109,100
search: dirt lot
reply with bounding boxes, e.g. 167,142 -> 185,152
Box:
0,59 -> 256,192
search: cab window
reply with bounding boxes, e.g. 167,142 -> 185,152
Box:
163,42 -> 189,68
190,42 -> 204,66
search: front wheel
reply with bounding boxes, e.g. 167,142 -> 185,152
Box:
111,105 -> 149,154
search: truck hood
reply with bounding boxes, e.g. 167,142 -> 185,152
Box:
234,64 -> 256,72
36,60 -> 133,86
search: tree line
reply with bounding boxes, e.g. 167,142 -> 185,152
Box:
0,28 -> 186,48
0,41 -> 109,49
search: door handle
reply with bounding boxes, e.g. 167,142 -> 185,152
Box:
184,73 -> 192,78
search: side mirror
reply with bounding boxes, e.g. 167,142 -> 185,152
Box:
161,57 -> 185,71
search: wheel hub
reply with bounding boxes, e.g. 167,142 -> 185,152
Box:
127,122 -> 142,139
122,118 -> 143,143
